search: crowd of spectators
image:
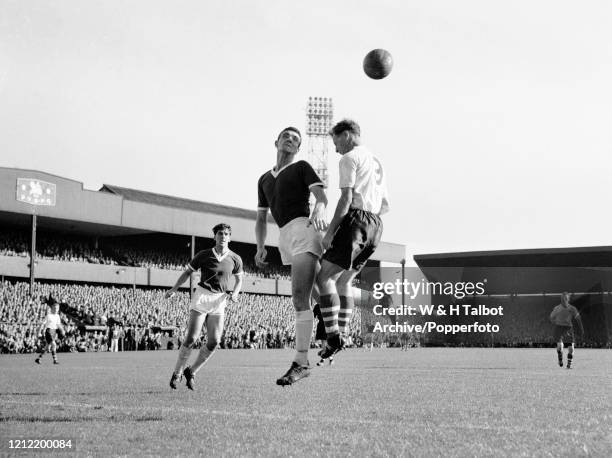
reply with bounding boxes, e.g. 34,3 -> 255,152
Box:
0,231 -> 115,265
0,281 -> 362,354
0,229 -> 291,279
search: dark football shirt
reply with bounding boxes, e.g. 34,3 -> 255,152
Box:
188,248 -> 243,294
257,160 -> 324,228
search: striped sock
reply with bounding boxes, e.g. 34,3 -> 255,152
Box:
567,353 -> 573,368
320,294 -> 340,337
338,295 -> 354,335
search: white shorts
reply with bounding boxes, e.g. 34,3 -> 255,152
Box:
278,217 -> 323,265
189,287 -> 227,315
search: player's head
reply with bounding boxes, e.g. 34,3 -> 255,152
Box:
213,223 -> 232,248
329,119 -> 361,154
49,302 -> 60,314
561,292 -> 571,306
275,127 -> 302,154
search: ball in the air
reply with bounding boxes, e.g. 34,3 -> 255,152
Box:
363,49 -> 393,80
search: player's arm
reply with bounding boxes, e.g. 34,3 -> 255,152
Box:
230,273 -> 244,302
38,321 -> 46,338
379,190 -> 390,216
573,309 -> 585,336
309,185 -> 328,232
255,209 -> 268,268
549,307 -> 558,323
322,187 -> 353,251
165,265 -> 194,298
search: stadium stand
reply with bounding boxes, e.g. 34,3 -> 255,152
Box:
0,280 -> 362,354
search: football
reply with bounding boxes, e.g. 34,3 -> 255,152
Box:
363,49 -> 393,80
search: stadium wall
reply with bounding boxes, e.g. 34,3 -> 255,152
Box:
0,167 -> 406,263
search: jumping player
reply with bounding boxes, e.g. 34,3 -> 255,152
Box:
35,296 -> 65,365
166,223 -> 243,390
550,292 -> 584,369
317,119 -> 390,360
256,126 -> 328,385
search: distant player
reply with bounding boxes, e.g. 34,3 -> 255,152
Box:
550,292 -> 584,369
35,296 -> 65,365
317,119 -> 390,360
166,223 -> 243,390
256,126 -> 328,385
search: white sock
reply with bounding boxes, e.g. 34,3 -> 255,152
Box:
173,345 -> 192,374
294,310 -> 313,366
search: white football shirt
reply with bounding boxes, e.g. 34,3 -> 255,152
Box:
339,145 -> 389,214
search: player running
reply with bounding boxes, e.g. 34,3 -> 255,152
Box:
167,223 -> 243,390
550,292 -> 584,369
316,119 -> 390,360
35,296 -> 65,365
256,126 -> 328,386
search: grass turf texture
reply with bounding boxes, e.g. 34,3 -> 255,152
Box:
1,348 -> 611,457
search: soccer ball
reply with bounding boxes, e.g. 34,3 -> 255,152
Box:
363,49 -> 393,80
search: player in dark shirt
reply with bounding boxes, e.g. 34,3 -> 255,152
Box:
256,126 -> 328,386
550,292 -> 584,369
166,223 -> 243,390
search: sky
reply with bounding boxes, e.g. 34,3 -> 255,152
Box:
1,1 -> 611,265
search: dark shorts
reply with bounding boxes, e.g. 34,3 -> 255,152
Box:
323,208 -> 383,271
553,325 -> 574,344
44,329 -> 57,344
45,328 -> 64,343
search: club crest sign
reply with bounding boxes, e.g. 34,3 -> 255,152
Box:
16,178 -> 56,206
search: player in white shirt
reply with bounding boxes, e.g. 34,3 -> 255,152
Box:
316,119 -> 390,359
35,296 -> 65,365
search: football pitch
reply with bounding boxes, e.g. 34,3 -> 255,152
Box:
1,348 -> 611,457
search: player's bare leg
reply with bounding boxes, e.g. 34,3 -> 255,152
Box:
276,252 -> 317,386
51,340 -> 59,364
188,314 -> 224,390
170,310 -> 206,389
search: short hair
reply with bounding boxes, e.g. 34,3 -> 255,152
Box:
277,126 -> 302,144
213,223 -> 232,235
329,119 -> 360,137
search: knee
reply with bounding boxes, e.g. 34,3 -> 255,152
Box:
316,275 -> 335,293
182,336 -> 196,348
293,285 -> 312,304
336,280 -> 352,297
206,341 -> 218,351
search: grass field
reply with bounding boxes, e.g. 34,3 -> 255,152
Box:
1,348 -> 611,457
